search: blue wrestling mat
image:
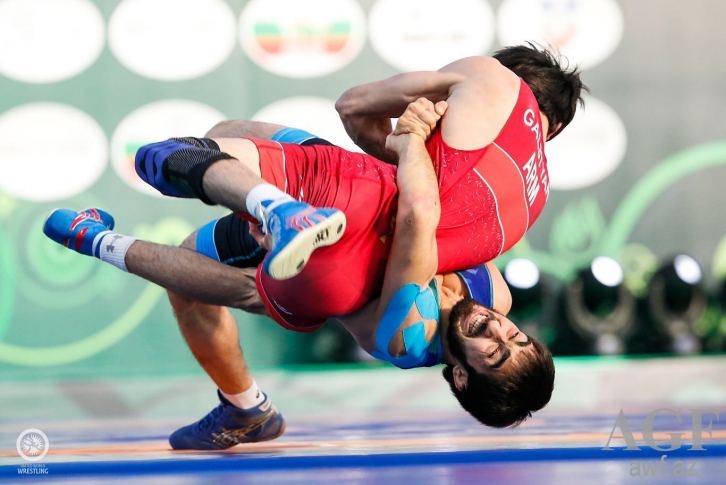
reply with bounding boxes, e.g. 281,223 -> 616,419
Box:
1,357 -> 726,484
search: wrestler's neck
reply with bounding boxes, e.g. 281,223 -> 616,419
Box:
436,270 -> 508,321
436,274 -> 467,300
434,274 -> 465,340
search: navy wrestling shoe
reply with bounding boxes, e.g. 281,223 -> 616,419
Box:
261,199 -> 346,280
169,391 -> 286,450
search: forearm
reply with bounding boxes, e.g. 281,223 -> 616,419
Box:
393,136 -> 441,264
375,135 -> 440,304
395,139 -> 440,219
336,72 -> 459,117
339,114 -> 396,163
336,71 -> 461,163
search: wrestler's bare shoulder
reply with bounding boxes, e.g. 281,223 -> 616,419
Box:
440,56 -> 518,89
438,57 -> 521,150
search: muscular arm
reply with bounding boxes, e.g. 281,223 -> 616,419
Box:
359,101 -> 445,358
201,57 -> 516,166
377,132 -> 441,301
486,262 -> 512,315
335,56 -> 520,161
335,70 -> 464,162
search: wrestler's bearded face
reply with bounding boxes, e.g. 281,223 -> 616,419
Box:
446,297 -> 480,364
446,297 -> 531,370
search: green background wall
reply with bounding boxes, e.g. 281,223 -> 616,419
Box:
0,0 -> 724,378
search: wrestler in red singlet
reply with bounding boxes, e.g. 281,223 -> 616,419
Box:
431,79 -> 548,273
255,79 -> 548,331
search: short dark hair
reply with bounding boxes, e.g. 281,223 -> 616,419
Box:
442,337 -> 555,428
493,42 -> 587,139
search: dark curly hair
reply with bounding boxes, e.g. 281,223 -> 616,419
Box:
442,337 -> 555,428
494,42 -> 588,139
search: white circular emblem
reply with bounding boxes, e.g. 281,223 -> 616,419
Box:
0,103 -> 108,201
109,0 -> 236,81
369,0 -> 495,71
0,0 -> 104,83
497,0 -> 624,70
546,95 -> 627,190
16,428 -> 49,462
239,0 -> 366,78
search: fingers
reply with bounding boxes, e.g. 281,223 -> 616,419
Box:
393,97 -> 445,138
248,222 -> 263,241
248,222 -> 271,250
434,100 -> 448,116
410,98 -> 441,126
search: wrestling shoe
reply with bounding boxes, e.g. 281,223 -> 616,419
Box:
260,199 -> 346,280
169,391 -> 286,450
42,208 -> 114,257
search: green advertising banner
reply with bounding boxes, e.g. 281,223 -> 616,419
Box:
0,0 -> 724,377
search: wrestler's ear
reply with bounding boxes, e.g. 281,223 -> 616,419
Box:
452,364 -> 469,391
547,122 -> 563,141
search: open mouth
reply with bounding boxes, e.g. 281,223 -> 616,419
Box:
464,311 -> 490,337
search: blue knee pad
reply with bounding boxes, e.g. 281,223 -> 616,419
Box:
271,127 -> 319,145
195,219 -> 221,262
195,215 -> 266,267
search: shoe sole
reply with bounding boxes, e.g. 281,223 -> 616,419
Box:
266,211 -> 347,280
251,420 -> 286,444
170,417 -> 287,450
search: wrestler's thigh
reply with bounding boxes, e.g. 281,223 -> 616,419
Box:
214,138 -> 263,177
205,119 -> 286,139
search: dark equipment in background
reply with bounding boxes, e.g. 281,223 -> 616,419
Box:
628,254 -> 707,355
554,257 -> 635,356
503,258 -> 556,347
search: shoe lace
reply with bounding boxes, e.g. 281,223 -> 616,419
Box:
251,201 -> 274,235
195,404 -> 225,432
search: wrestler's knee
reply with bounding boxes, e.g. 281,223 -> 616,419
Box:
205,120 -> 239,138
205,119 -> 284,139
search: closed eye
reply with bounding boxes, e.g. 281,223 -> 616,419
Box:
490,345 -> 511,369
515,334 -> 532,347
